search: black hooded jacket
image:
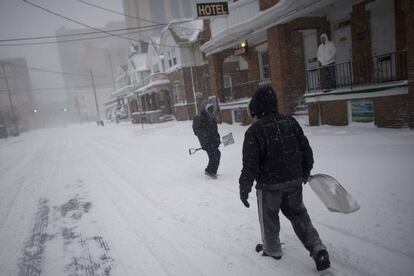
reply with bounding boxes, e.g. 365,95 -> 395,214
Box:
192,104 -> 220,151
239,87 -> 314,194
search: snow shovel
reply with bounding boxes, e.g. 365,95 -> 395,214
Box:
189,132 -> 234,155
308,174 -> 360,214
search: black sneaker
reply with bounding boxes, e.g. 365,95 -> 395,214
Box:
262,251 -> 282,260
204,171 -> 217,179
314,250 -> 330,271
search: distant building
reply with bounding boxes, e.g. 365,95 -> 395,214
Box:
0,58 -> 34,131
122,0 -> 194,40
55,21 -> 129,122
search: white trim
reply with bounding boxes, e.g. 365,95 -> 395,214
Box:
257,190 -> 265,243
347,100 -> 352,124
219,99 -> 250,110
136,80 -> 170,95
305,86 -> 408,103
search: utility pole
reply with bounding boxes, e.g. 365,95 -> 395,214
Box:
189,43 -> 198,115
1,64 -> 19,134
1,64 -> 15,114
136,92 -> 144,129
90,69 -> 101,123
106,52 -> 116,92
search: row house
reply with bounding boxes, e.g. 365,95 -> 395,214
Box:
105,64 -> 132,121
125,19 -> 209,124
200,0 -> 414,128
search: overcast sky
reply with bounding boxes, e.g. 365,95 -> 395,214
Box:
0,0 -> 124,91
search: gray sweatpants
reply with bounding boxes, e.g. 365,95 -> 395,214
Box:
257,183 -> 326,258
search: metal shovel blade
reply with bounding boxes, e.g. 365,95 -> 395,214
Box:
222,132 -> 234,147
309,174 -> 360,214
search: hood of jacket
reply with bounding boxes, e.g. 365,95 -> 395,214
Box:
248,86 -> 278,118
320,33 -> 329,43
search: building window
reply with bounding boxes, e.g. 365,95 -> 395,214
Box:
173,82 -> 186,104
169,48 -> 177,68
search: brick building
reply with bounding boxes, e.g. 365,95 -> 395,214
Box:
200,0 -> 414,128
123,19 -> 209,124
160,19 -> 210,121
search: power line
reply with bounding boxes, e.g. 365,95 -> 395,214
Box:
2,61 -> 110,79
0,26 -> 164,47
77,0 -> 163,25
0,24 -> 166,43
21,0 -> 199,49
77,0 -> 199,30
22,0 -> 144,44
0,83 -> 114,94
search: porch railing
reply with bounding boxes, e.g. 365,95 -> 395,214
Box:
223,78 -> 271,102
306,51 -> 407,92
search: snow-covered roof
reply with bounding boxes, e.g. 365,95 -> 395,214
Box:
161,18 -> 203,46
130,53 -> 149,72
169,19 -> 203,43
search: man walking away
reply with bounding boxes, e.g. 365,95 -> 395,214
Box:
239,86 -> 330,271
192,102 -> 221,178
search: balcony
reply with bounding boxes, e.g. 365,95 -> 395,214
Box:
306,51 -> 407,93
135,73 -> 170,93
223,78 -> 271,103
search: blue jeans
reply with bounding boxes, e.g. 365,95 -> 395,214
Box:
323,63 -> 336,90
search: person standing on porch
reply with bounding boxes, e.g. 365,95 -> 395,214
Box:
317,33 -> 337,90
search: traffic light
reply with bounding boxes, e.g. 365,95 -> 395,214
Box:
33,109 -> 38,113
63,107 -> 68,112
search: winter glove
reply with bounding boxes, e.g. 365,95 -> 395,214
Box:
240,194 -> 250,208
239,184 -> 252,208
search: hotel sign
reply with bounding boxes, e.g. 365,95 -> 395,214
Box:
196,2 -> 229,17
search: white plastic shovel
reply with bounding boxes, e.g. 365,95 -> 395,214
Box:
308,174 -> 360,214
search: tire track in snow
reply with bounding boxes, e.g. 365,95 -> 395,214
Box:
78,133 -> 323,275
18,198 -> 52,276
83,128 -> 394,276
78,134 -> 277,276
74,125 -> 399,275
75,139 -> 207,276
0,140 -> 50,232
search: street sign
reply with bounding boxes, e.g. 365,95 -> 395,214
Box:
234,47 -> 246,56
196,2 -> 229,18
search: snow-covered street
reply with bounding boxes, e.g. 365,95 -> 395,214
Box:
1,121 -> 414,276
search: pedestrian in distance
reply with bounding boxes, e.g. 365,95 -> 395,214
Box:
239,86 -> 330,271
192,101 -> 221,178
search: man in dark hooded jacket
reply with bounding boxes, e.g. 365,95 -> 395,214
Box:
192,102 -> 221,177
239,86 -> 330,271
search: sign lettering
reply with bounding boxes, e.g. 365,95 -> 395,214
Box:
197,2 -> 229,17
